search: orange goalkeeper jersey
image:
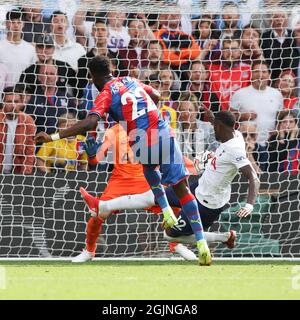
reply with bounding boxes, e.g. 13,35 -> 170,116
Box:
96,124 -> 146,181
96,124 -> 197,178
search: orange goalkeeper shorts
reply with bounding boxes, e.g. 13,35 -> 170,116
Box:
99,175 -> 150,201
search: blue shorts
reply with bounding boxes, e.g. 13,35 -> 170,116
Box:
164,182 -> 224,237
141,136 -> 188,186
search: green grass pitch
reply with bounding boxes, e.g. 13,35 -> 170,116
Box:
0,260 -> 299,300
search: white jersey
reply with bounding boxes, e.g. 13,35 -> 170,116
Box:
195,130 -> 251,209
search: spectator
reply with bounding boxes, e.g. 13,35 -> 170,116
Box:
182,60 -> 209,105
0,87 -> 35,174
72,9 -> 103,49
0,9 -> 36,86
218,1 -> 242,40
150,69 -> 177,129
106,11 -> 130,53
251,0 -> 282,31
207,37 -> 251,112
275,70 -> 299,110
176,92 -> 217,159
21,5 -> 51,43
51,10 -> 86,71
24,64 -> 76,135
268,110 -> 300,173
239,121 -> 267,174
261,9 -> 299,83
36,111 -> 87,173
154,11 -> 201,74
19,34 -> 76,95
206,0 -> 261,26
241,25 -> 264,64
230,60 -> 283,148
117,15 -> 155,77
139,40 -> 164,80
158,68 -> 178,110
76,18 -> 114,99
192,15 -> 221,62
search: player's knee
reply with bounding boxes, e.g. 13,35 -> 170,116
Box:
172,179 -> 189,197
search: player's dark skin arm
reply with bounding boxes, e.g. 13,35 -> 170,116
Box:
239,164 -> 260,205
200,106 -> 215,125
58,115 -> 99,139
35,114 -> 99,144
148,88 -> 160,105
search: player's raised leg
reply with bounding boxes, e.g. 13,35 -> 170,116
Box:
80,188 -> 155,218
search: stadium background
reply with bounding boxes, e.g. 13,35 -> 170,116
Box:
0,0 -> 300,260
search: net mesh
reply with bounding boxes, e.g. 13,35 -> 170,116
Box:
0,0 -> 299,258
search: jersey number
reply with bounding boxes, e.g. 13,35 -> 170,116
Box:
121,87 -> 157,120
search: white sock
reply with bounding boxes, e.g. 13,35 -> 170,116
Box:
204,232 -> 228,243
164,232 -> 229,244
99,190 -> 155,213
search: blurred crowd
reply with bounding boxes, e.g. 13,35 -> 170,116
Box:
0,0 -> 300,175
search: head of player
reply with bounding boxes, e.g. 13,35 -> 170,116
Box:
213,111 -> 235,143
88,55 -> 114,92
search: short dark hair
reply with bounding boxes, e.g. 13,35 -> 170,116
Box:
126,15 -> 145,28
242,24 -> 261,36
88,55 -> 111,77
94,18 -> 106,26
251,60 -> 269,70
14,83 -> 31,95
6,8 -> 23,21
215,111 -> 235,128
190,59 -> 207,69
51,10 -> 67,21
148,73 -> 159,84
147,39 -> 162,48
2,86 -> 18,102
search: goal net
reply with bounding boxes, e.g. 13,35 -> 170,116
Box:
0,0 -> 300,259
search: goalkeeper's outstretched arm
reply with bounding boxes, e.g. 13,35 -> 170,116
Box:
35,114 -> 100,144
236,164 -> 260,218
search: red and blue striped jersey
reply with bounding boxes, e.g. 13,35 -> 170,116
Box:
89,77 -> 171,145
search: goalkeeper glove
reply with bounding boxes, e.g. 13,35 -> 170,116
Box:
83,136 -> 101,161
194,150 -> 214,175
